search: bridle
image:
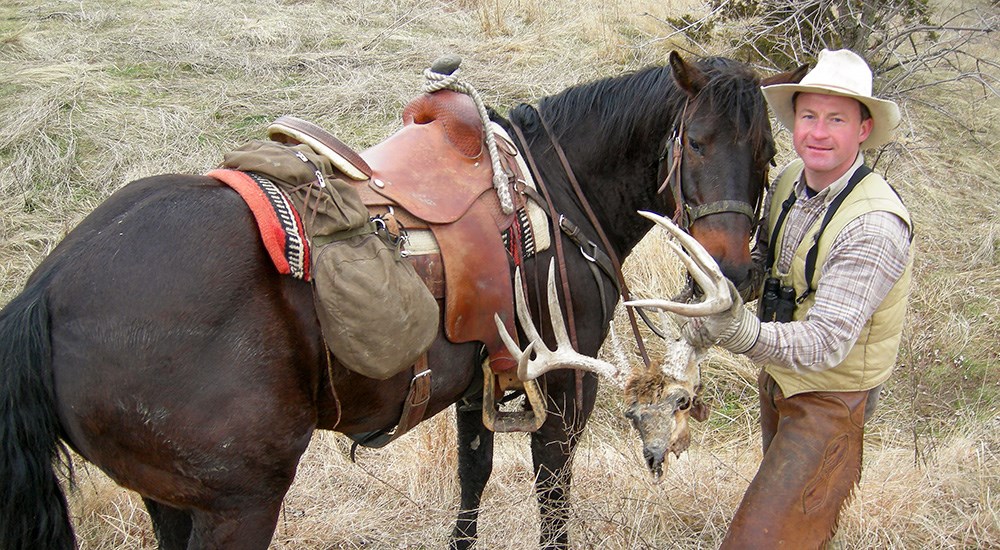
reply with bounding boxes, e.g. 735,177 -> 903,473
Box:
655,99 -> 764,233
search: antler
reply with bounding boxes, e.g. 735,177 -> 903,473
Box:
495,260 -> 623,383
623,210 -> 733,316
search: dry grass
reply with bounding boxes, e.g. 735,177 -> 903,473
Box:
2,0 -> 999,547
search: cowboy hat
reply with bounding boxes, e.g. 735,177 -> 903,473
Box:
762,49 -> 900,149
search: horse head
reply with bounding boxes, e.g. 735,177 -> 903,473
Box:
616,58 -> 807,475
659,52 -> 806,296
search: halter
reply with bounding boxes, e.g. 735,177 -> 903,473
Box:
656,99 -> 763,232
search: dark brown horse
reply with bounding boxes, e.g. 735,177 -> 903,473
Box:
0,52 -> 798,549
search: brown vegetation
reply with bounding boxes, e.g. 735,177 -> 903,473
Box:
1,0 -> 997,547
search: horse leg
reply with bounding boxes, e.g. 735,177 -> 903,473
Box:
185,499 -> 285,550
450,400 -> 495,550
142,497 -> 192,550
531,371 -> 598,549
142,493 -> 289,550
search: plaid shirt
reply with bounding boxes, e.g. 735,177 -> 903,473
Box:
746,155 -> 913,372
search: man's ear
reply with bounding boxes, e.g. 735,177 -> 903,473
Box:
859,116 -> 874,144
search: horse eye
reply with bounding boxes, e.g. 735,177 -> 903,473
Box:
688,138 -> 702,154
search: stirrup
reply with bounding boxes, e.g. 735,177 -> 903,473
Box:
481,361 -> 547,433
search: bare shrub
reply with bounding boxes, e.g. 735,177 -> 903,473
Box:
663,1 -> 998,139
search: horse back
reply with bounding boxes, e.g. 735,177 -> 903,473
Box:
37,174 -> 324,507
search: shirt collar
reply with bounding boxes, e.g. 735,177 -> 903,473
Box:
794,153 -> 866,205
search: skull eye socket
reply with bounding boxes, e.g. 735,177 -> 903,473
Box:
676,395 -> 692,411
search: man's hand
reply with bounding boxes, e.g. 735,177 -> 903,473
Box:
680,280 -> 761,354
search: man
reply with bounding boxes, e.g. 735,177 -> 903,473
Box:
684,49 -> 913,548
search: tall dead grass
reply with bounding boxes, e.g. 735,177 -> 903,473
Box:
1,0 -> 998,547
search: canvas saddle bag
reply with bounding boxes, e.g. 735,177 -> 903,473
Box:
222,140 -> 439,379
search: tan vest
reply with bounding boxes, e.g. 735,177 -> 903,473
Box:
765,160 -> 913,396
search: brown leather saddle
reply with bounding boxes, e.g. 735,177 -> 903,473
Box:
271,90 -> 521,374
362,90 -> 522,374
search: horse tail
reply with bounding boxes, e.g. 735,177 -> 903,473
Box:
0,284 -> 76,550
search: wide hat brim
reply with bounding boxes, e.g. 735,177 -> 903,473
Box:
763,83 -> 900,149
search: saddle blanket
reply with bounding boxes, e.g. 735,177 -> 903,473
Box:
207,168 -> 311,281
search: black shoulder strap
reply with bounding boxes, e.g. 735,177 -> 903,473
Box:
766,191 -> 797,273
800,164 -> 873,301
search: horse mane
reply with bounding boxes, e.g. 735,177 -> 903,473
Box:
508,56 -> 772,164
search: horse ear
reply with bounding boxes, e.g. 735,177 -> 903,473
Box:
760,63 -> 810,86
669,51 -> 709,95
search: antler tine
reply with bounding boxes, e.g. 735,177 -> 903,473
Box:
513,265 -> 544,344
624,210 -> 732,316
496,267 -> 534,369
543,260 -> 572,349
639,210 -> 727,304
494,259 -> 623,384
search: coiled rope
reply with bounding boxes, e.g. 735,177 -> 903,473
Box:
422,56 -> 514,214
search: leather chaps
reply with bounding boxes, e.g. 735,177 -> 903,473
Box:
720,370 -> 881,549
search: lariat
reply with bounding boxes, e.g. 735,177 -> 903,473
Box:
422,55 -> 514,215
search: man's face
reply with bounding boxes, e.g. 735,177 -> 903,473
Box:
792,92 -> 874,191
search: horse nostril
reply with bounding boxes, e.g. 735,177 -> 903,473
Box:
718,262 -> 752,293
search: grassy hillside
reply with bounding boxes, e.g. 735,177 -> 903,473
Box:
1,0 -> 997,547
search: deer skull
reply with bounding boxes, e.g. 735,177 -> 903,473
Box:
620,210 -> 734,475
494,210 -> 732,477
622,321 -> 709,477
